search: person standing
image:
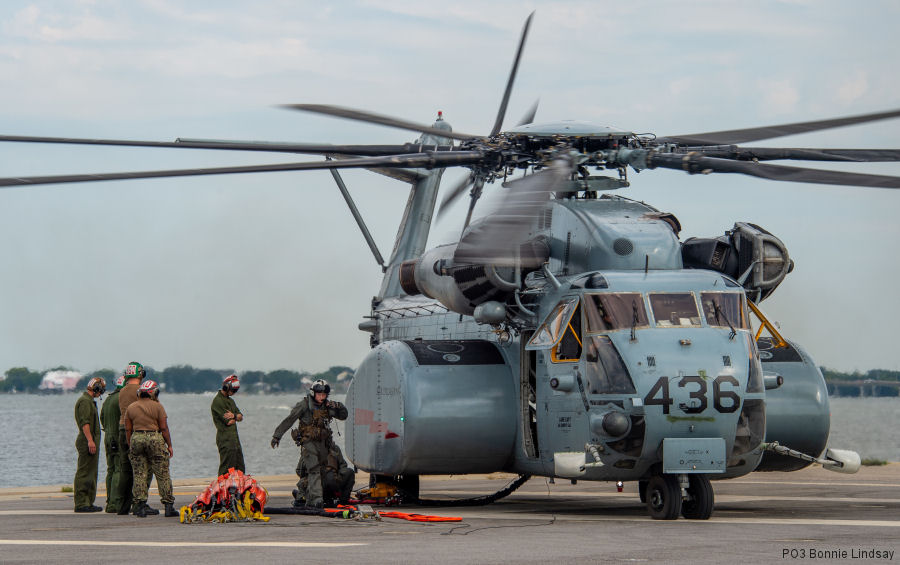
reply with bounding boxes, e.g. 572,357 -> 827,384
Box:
124,379 -> 177,518
210,374 -> 245,476
73,377 -> 106,513
270,379 -> 347,508
99,375 -> 125,513
115,361 -> 145,515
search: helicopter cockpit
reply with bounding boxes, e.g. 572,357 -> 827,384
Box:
526,270 -> 765,481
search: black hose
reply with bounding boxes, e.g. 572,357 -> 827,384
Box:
411,474 -> 531,507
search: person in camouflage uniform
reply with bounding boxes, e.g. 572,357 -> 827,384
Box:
124,380 -> 177,518
210,374 -> 245,476
73,377 -> 106,512
271,379 -> 347,508
99,374 -> 125,512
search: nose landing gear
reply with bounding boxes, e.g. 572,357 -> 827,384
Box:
643,473 -> 714,520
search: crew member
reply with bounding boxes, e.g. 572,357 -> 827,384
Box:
99,374 -> 125,512
116,361 -> 144,515
271,379 -> 347,508
73,376 -> 105,512
210,374 -> 245,476
124,379 -> 177,518
295,442 -> 355,507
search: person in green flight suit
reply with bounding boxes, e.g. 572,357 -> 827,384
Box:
99,374 -> 125,512
271,379 -> 347,509
73,376 -> 106,512
210,374 -> 245,476
294,441 -> 355,508
116,361 -> 145,515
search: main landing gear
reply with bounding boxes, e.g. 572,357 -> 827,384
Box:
643,473 -> 714,520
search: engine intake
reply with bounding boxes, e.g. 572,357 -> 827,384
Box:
681,222 -> 793,301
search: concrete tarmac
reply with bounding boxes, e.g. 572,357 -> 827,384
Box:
0,464 -> 898,564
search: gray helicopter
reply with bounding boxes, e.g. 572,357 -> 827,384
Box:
1,13 -> 898,520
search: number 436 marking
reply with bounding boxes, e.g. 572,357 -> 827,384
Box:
643,375 -> 741,415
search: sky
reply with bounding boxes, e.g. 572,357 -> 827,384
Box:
0,0 -> 898,376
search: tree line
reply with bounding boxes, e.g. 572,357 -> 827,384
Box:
3,365 -> 899,396
0,365 -> 355,394
822,368 -> 900,398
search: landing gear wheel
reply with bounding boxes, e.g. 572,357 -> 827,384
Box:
645,474 -> 682,520
681,474 -> 714,520
638,480 -> 648,503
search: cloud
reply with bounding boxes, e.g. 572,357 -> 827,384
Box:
3,3 -> 131,42
836,70 -> 869,104
756,78 -> 799,115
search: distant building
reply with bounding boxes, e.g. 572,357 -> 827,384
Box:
39,370 -> 83,392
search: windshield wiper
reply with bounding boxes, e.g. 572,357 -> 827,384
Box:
713,301 -> 737,340
631,300 -> 639,341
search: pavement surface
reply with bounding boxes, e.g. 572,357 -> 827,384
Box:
0,464 -> 898,564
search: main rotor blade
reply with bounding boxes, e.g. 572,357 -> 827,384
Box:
648,152 -> 900,189
659,108 -> 900,145
0,133 -> 452,157
455,156 -> 573,266
436,172 -> 475,220
281,104 -> 480,142
0,151 -> 485,188
490,12 -> 534,137
685,146 -> 900,162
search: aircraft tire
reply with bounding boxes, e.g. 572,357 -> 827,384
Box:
645,474 -> 682,520
681,474 -> 714,520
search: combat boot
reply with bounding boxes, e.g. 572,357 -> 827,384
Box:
164,503 -> 178,517
143,503 -> 159,515
134,503 -> 148,518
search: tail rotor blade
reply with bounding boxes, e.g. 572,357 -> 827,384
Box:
437,172 -> 476,220
455,156 -> 573,266
516,99 -> 540,127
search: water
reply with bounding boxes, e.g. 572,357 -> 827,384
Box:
0,394 -> 896,488
0,393 -> 345,489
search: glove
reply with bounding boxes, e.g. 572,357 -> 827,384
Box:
271,437 -> 280,449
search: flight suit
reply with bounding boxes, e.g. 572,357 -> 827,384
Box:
210,391 -> 245,476
115,381 -> 140,513
296,443 -> 355,506
273,395 -> 347,507
99,388 -> 121,512
73,391 -> 101,510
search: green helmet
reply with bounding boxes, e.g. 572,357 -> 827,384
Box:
115,374 -> 126,389
125,361 -> 146,381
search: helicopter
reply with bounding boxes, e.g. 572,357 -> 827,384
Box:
1,12 -> 899,520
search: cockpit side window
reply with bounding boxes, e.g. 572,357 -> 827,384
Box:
585,336 -> 636,393
526,297 -> 579,349
701,292 -> 748,329
649,293 -> 702,328
552,303 -> 582,362
584,293 -> 649,332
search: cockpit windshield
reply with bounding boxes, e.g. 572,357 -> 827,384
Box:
584,293 -> 649,332
700,292 -> 748,329
649,292 -> 702,328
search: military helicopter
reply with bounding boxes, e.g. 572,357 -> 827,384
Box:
2,13 -> 898,520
